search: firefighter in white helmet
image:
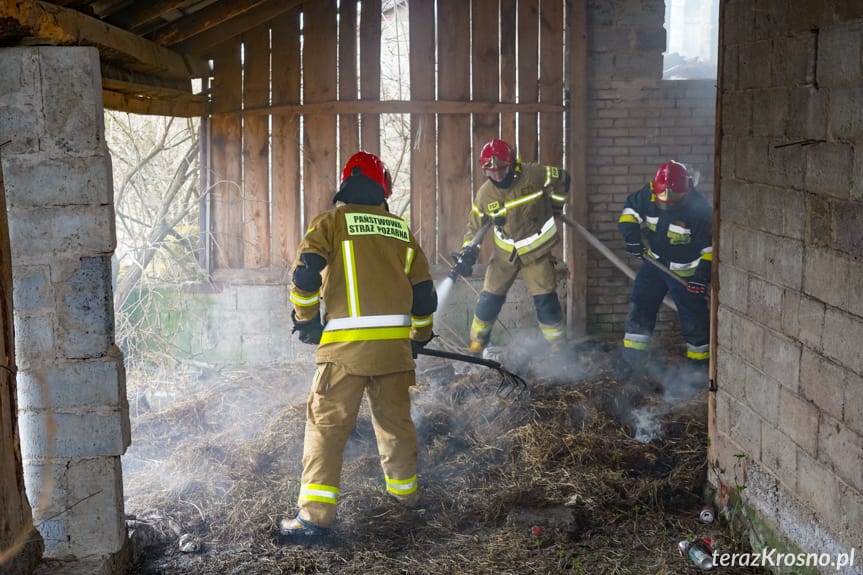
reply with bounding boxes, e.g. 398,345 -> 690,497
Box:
280,151 -> 437,538
451,139 -> 570,355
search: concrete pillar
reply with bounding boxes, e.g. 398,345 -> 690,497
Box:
0,47 -> 130,563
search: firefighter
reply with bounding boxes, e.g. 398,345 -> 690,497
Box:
617,160 -> 712,376
280,151 -> 437,538
451,139 -> 570,355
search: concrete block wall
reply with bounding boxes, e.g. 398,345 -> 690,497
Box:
0,47 -> 130,563
586,0 -> 717,340
711,0 -> 863,571
170,273 -> 313,365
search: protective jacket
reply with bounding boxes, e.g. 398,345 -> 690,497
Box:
618,184 -> 712,282
464,163 -> 569,265
290,203 -> 435,375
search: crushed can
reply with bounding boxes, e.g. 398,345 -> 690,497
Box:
678,538 -> 714,570
699,505 -> 715,523
178,533 -> 201,553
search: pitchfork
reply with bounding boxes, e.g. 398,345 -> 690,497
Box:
416,347 -> 528,399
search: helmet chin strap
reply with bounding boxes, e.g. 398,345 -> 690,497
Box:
489,168 -> 516,189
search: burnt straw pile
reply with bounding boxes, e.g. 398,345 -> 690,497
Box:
123,339 -> 757,574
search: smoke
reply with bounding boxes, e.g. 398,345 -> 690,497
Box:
629,360 -> 708,443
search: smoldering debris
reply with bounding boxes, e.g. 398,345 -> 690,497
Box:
123,343 -> 756,575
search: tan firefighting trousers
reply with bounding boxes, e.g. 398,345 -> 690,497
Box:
471,250 -> 564,346
297,362 -> 418,527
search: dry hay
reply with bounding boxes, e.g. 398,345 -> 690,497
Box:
124,341 -> 758,575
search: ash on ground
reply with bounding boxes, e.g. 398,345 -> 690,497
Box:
123,338 -> 757,575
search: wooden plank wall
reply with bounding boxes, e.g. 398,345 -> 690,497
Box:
270,9 -> 302,267
408,0 -> 437,261
207,0 -> 572,283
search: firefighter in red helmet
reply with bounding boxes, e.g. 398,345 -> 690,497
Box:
451,139 -> 570,355
280,151 -> 436,539
618,160 -> 712,378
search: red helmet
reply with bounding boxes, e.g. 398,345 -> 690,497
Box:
480,139 -> 516,180
341,151 -> 393,198
653,161 -> 690,209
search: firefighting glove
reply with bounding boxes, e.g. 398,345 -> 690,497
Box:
410,333 -> 435,359
291,310 -> 324,345
450,245 -> 479,277
686,280 -> 707,296
492,214 -> 507,227
625,242 -> 644,259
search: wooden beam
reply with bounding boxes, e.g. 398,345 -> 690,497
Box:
566,0 -> 588,336
338,0 -> 359,170
101,62 -> 190,93
270,8 -> 302,267
359,0 -> 382,155
518,0 -> 539,161
0,0 -> 210,79
241,23 -> 270,268
102,89 -> 208,117
229,100 -> 566,117
438,0 -> 472,266
500,0 -> 517,144
148,0 -> 271,47
409,0 -> 437,261
171,0 -> 305,56
303,0 -> 338,223
105,0 -> 189,33
101,77 -> 206,105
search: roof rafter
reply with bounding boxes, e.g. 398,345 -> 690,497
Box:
0,0 -> 210,80
171,0 -> 304,56
147,0 -> 272,47
105,0 -> 191,34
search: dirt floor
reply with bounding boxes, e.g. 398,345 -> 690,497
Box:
122,337 -> 761,575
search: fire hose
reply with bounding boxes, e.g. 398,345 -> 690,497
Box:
447,217 -> 493,280
555,213 -> 683,312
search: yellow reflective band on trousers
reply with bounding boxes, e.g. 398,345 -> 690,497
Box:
540,324 -> 565,342
299,483 -> 339,505
385,474 -> 418,496
623,332 -> 650,350
471,317 -> 492,338
686,343 -> 710,361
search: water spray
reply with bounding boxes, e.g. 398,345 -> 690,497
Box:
435,218 -> 492,312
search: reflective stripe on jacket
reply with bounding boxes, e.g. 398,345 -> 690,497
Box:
618,183 -> 712,280
464,162 -> 570,265
290,204 -> 434,375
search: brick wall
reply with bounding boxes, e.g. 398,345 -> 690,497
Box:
711,0 -> 863,569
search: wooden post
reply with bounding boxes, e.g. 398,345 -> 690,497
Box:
242,23 -> 271,268
566,0 -> 588,335
211,38 -> 244,269
359,0 -> 382,155
438,0 -> 472,264
517,0 -> 539,162
271,8 -> 302,265
339,0 -> 360,168
303,0 -> 339,223
500,0 -> 517,145
409,0 -> 438,260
